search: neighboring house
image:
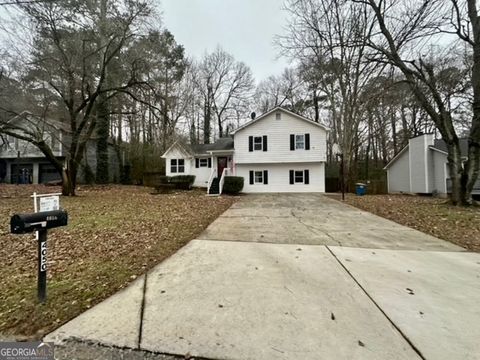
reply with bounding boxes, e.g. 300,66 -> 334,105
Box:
384,133 -> 480,196
162,107 -> 329,194
0,111 -> 119,184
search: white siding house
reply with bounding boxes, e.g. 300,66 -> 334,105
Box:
384,134 -> 480,196
161,107 -> 329,194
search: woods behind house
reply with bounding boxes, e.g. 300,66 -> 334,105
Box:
0,0 -> 479,204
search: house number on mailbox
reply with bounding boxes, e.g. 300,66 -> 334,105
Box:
40,241 -> 47,272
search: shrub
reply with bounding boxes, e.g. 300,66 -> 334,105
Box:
170,175 -> 196,190
223,176 -> 244,194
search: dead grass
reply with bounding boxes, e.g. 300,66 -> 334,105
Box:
338,193 -> 480,252
0,184 -> 236,339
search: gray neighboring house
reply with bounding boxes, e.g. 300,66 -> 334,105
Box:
0,111 -> 119,184
384,133 -> 480,196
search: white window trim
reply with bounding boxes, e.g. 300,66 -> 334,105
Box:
295,134 -> 305,150
254,171 -> 263,184
253,136 -> 263,151
294,170 -> 304,184
171,158 -> 185,173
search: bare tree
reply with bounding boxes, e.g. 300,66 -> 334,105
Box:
278,0 -> 382,185
0,1 -> 153,195
196,47 -> 254,142
359,0 -> 479,205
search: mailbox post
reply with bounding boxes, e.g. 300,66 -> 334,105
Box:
38,229 -> 47,302
10,210 -> 68,303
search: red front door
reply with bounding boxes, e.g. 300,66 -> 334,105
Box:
217,157 -> 228,177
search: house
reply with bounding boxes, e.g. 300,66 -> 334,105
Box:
161,107 -> 329,194
384,133 -> 480,196
0,111 -> 119,184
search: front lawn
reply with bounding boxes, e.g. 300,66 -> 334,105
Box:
340,194 -> 480,252
0,185 -> 236,339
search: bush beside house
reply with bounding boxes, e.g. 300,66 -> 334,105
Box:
223,176 -> 244,194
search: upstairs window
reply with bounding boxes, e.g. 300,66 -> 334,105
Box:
171,159 -> 185,173
254,136 -> 263,151
295,135 -> 305,149
249,136 -> 268,152
290,133 -> 310,150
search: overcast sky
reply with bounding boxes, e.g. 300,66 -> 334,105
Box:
160,0 -> 290,83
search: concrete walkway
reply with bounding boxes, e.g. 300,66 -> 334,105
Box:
46,194 -> 480,360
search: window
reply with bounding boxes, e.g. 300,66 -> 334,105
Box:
249,135 -> 267,152
254,136 -> 263,151
199,158 -> 208,167
249,170 -> 268,185
171,159 -> 185,173
290,169 -> 310,185
290,133 -> 310,151
276,112 -> 281,120
295,134 -> 305,149
294,170 -> 304,183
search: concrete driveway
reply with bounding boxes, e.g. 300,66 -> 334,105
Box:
46,194 -> 480,360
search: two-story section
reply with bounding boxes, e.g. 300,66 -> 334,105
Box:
232,107 -> 328,193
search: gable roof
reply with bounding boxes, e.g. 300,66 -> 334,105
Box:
384,138 -> 469,170
231,106 -> 329,134
383,145 -> 409,169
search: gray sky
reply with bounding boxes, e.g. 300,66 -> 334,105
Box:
160,0 -> 289,83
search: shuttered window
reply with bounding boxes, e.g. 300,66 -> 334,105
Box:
289,169 -> 310,184
291,133 -> 310,150
250,170 -> 269,184
249,135 -> 267,151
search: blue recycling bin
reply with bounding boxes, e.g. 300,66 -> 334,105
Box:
355,183 -> 366,196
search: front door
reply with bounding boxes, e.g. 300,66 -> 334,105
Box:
217,157 -> 228,177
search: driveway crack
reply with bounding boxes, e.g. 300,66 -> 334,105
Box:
290,210 -> 342,246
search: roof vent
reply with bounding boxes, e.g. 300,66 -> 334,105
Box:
276,112 -> 281,120
250,112 -> 256,120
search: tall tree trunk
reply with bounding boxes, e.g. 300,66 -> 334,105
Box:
95,0 -> 109,184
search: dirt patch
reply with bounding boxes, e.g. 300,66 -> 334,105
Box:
0,185 -> 236,339
334,193 -> 480,252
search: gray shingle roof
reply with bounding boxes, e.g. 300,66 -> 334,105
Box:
190,137 -> 234,154
432,139 -> 469,156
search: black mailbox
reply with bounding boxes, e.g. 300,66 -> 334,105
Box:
10,210 -> 68,234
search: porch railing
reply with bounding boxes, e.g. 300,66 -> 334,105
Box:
219,167 -> 232,195
207,167 -> 217,194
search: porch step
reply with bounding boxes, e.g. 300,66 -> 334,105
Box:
209,177 -> 220,195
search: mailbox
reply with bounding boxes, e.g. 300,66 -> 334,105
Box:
10,210 -> 68,234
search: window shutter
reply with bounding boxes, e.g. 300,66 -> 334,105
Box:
208,158 -> 212,168
249,171 -> 254,185
289,170 -> 294,184
263,135 -> 268,151
249,136 -> 253,152
290,134 -> 295,150
263,170 -> 268,185
195,158 -> 199,168
305,133 -> 310,150
304,170 -> 310,184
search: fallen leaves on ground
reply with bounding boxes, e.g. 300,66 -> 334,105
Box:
0,184 -> 236,338
338,193 -> 480,252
